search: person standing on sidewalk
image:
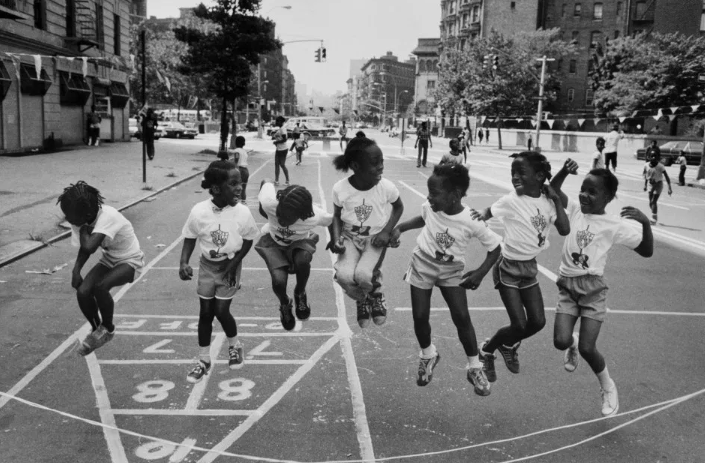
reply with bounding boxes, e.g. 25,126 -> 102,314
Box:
87,105 -> 102,146
339,121 -> 349,151
477,127 -> 484,144
141,108 -> 158,160
414,121 -> 433,168
676,150 -> 687,186
592,137 -> 606,170
604,124 -> 624,173
485,128 -> 490,144
272,116 -> 290,186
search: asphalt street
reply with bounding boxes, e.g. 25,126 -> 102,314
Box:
1,130 -> 704,463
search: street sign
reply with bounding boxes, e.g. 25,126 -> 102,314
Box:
698,74 -> 705,83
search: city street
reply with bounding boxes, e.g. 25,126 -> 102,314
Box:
1,131 -> 705,463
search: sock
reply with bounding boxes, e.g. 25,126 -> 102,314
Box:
199,346 -> 211,364
420,343 -> 437,359
570,333 -> 578,349
597,367 -> 615,390
227,336 -> 241,348
467,355 -> 482,369
502,341 -> 520,350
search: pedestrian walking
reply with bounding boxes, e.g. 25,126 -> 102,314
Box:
271,116 -> 290,186
592,137 -> 606,170
485,128 -> 490,144
604,124 -> 624,173
328,137 -> 404,328
232,136 -> 250,204
439,138 -> 464,165
390,163 -> 501,395
414,121 -> 433,167
141,108 -> 157,160
645,139 -> 661,161
550,160 -> 653,417
59,181 -> 145,356
644,153 -> 673,224
339,121 -> 349,151
255,181 -> 334,331
289,133 -> 308,165
527,133 -> 533,151
677,150 -> 687,186
179,161 -> 259,383
471,152 -> 570,383
477,127 -> 484,144
87,105 -> 102,146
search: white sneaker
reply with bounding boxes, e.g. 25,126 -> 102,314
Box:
564,333 -> 579,372
601,384 -> 619,417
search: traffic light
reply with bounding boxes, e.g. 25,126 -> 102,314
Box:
321,47 -> 327,61
492,55 -> 499,70
483,55 -> 489,69
314,48 -> 321,62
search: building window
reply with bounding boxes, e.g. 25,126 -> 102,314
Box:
574,3 -> 582,17
460,38 -> 467,49
572,31 -> 579,44
419,60 -> 426,73
585,89 -> 595,106
590,31 -> 602,48
66,0 -> 76,37
701,12 -> 705,31
427,80 -> 436,90
113,14 -> 121,55
264,71 -> 267,79
562,3 -> 567,17
567,88 -> 575,102
33,0 -> 46,30
449,0 -> 455,14
593,3 -> 603,19
462,13 -> 468,27
616,1 -> 623,16
471,5 -> 480,22
614,30 -> 620,39
569,60 -> 577,73
96,1 -> 105,49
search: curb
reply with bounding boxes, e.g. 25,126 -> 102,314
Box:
0,168 -> 206,269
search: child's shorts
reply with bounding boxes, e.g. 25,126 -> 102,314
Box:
403,248 -> 465,290
492,255 -> 538,289
649,180 -> 664,195
198,256 -> 242,300
555,274 -> 608,322
255,232 -> 319,274
98,251 -> 145,280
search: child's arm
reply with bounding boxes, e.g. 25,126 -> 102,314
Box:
460,244 -> 501,290
544,184 -> 570,236
224,239 -> 253,287
620,206 -> 653,257
663,170 -> 673,195
550,158 -> 579,209
258,178 -> 273,219
326,205 -> 345,254
389,215 -> 425,247
179,238 -> 197,280
373,197 -> 404,247
71,226 -> 105,288
470,207 -> 492,221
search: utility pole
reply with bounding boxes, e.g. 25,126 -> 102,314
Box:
141,29 -> 146,183
535,55 -> 555,151
257,63 -> 263,139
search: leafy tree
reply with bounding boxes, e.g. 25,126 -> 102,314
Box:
174,0 -> 281,151
435,29 -> 576,148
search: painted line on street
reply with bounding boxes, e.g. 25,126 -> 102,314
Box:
114,313 -> 339,321
394,306 -> 705,317
116,331 -> 339,337
149,266 -> 334,271
185,333 -> 225,411
111,409 -> 255,416
98,359 -> 307,365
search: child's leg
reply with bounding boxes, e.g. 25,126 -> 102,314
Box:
439,286 -> 478,357
212,298 -> 238,338
354,241 -> 386,299
268,267 -> 290,306
278,151 -> 290,182
333,238 -> 365,301
650,192 -> 661,215
518,284 -> 547,339
76,264 -> 111,330
197,298 -> 217,360
410,285 -> 433,350
239,167 -> 249,201
553,313 -> 580,350
577,317 -> 606,375
274,151 -> 282,182
292,249 -> 313,296
483,285 -> 528,352
91,263 -> 135,331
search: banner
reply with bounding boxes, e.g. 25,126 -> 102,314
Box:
578,118 -> 586,127
33,55 -> 41,79
318,106 -> 324,114
618,116 -> 627,123
81,57 -> 88,78
547,119 -> 555,129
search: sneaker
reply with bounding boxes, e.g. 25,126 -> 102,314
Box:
479,341 -> 497,383
279,297 -> 296,331
356,297 -> 371,328
467,367 -> 491,396
417,352 -> 441,386
294,292 -> 311,320
564,334 -> 580,372
274,181 -> 279,186
77,326 -> 113,356
228,344 -> 244,369
285,181 -> 290,186
370,296 -> 387,326
600,384 -> 619,416
187,360 -> 211,383
497,341 -> 521,374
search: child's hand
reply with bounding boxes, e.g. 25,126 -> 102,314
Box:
225,263 -> 240,287
179,263 -> 193,281
542,184 -> 561,202
470,207 -> 490,221
372,230 -> 392,247
668,186 -> 673,196
388,228 -> 402,248
460,269 -> 484,291
71,271 -> 83,289
326,237 -> 345,254
563,158 -> 579,174
620,206 -> 649,225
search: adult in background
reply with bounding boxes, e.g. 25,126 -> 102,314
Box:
272,116 -> 290,186
414,121 -> 433,168
339,121 -> 349,151
87,105 -> 102,146
485,128 -> 490,144
604,124 -> 624,173
645,139 -> 661,161
141,108 -> 158,161
477,127 -> 484,144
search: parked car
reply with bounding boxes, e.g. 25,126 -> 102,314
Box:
129,117 -> 162,140
634,141 -> 703,166
284,122 -> 335,139
159,121 -> 199,139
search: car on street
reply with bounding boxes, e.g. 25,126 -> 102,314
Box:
158,121 -> 199,139
634,141 -> 703,166
129,117 -> 162,140
279,121 -> 335,139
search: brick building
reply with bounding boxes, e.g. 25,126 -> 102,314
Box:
0,0 -> 132,154
359,52 -> 415,125
411,38 -> 441,118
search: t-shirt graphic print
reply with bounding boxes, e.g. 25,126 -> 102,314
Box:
209,225 -> 229,259
353,199 -> 373,236
435,228 -> 456,262
572,225 -> 595,269
529,207 -> 549,247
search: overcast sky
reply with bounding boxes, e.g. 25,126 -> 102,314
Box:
149,0 -> 441,96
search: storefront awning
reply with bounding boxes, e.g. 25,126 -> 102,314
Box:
110,82 -> 129,108
60,72 -> 91,106
20,64 -> 51,96
0,61 -> 11,101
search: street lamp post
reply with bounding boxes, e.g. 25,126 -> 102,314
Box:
534,55 -> 555,151
395,88 -> 409,122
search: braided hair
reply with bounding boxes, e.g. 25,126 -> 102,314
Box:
57,181 -> 104,221
276,185 -> 315,224
510,151 -> 553,181
432,163 -> 470,196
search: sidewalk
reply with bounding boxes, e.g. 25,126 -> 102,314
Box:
0,138 -> 224,267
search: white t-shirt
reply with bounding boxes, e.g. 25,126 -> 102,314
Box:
604,130 -> 622,153
70,205 -> 142,261
559,199 -> 642,277
274,127 -> 288,151
416,202 -> 501,265
592,150 -> 605,169
440,152 -> 464,165
233,147 -> 248,167
490,191 -> 557,260
332,177 -> 400,236
258,183 -> 333,245
182,200 -> 259,261
646,162 -> 667,184
339,126 -> 348,137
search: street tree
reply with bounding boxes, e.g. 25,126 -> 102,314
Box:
174,0 -> 281,151
435,29 -> 576,149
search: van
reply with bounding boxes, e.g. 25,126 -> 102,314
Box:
287,117 -> 328,127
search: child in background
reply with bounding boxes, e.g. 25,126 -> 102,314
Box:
328,137 -> 404,328
440,138 -> 464,166
289,133 -> 309,166
676,150 -> 687,186
644,153 -> 672,225
550,160 -> 653,416
592,137 -> 606,170
233,136 -> 250,205
471,151 -> 570,382
255,180 -> 334,330
391,164 -> 501,395
179,161 -> 259,383
59,181 -> 144,355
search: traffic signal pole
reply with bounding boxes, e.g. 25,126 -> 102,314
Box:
534,55 -> 554,151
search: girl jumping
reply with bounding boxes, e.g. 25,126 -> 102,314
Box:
471,151 -> 570,382
550,160 -> 653,416
391,164 -> 501,395
179,161 -> 259,383
328,136 -> 404,328
289,133 -> 309,166
60,182 -> 144,356
255,180 -> 334,331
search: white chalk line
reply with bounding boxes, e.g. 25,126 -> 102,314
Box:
114,314 -> 339,321
150,266 -> 334,271
393,306 -> 705,317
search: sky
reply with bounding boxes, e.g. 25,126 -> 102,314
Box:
148,0 -> 441,97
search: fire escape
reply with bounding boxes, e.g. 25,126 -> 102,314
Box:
65,0 -> 100,52
0,0 -> 30,20
629,0 -> 656,35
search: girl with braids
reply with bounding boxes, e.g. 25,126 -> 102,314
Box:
255,180 -> 334,331
59,181 -> 144,356
179,161 -> 259,383
329,136 -> 404,329
390,164 -> 501,395
470,151 -> 570,383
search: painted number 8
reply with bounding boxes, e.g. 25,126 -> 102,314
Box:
217,379 -> 255,401
132,380 -> 175,403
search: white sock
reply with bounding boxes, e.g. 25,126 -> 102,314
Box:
420,343 -> 437,358
570,333 -> 579,349
228,336 -> 241,347
199,346 -> 211,364
597,367 -> 615,390
467,355 -> 482,369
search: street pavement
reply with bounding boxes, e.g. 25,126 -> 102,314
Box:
1,129 -> 705,462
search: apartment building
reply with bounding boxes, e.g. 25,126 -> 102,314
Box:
359,52 -> 415,124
